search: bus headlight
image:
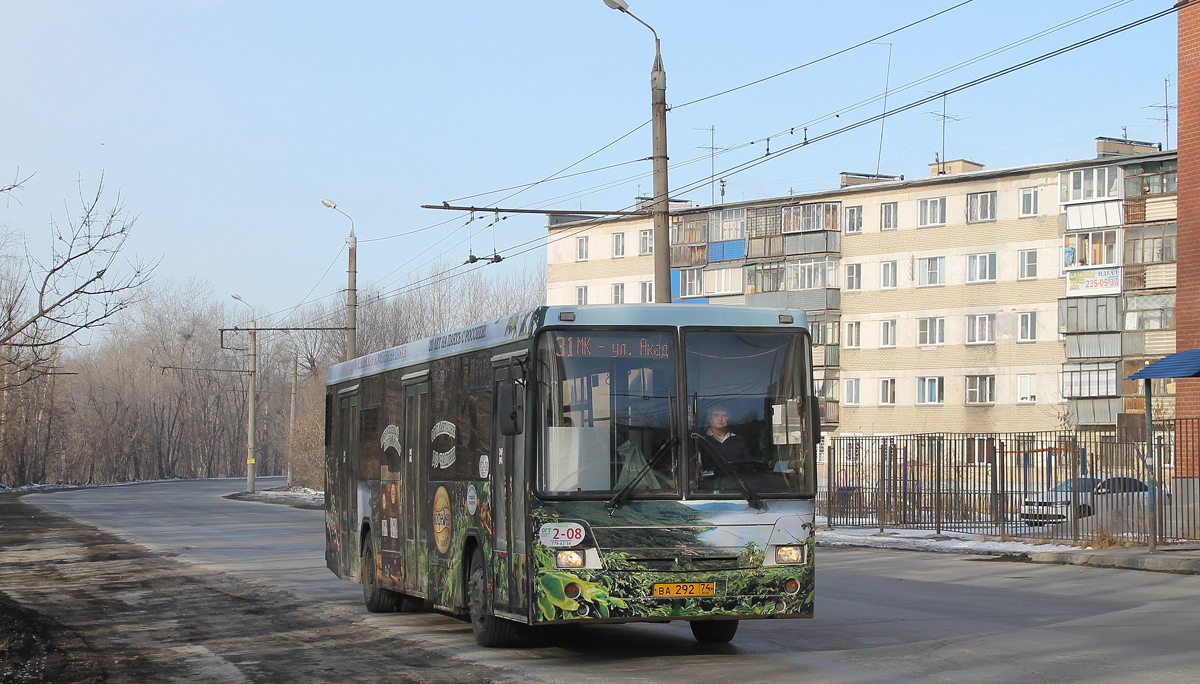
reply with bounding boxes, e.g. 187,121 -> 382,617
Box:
556,549 -> 586,569
775,545 -> 804,564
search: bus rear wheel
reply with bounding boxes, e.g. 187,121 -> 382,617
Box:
467,547 -> 518,647
361,545 -> 398,613
690,619 -> 739,644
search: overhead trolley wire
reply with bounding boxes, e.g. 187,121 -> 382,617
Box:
671,0 -> 977,111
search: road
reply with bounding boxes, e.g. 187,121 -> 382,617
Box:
6,478 -> 1200,683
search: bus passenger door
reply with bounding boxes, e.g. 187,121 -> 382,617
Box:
403,381 -> 430,595
492,363 -> 527,614
336,391 -> 360,578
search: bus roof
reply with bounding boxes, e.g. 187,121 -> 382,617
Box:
326,304 -> 808,386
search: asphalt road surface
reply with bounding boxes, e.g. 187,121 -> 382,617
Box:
7,478 -> 1200,683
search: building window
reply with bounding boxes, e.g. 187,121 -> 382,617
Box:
1020,187 -> 1039,217
746,262 -> 783,293
703,267 -> 743,295
639,229 -> 654,255
1059,165 -> 1120,203
918,256 -> 945,286
1019,312 -> 1037,342
918,197 -> 946,227
966,375 -> 996,405
576,236 -> 589,261
880,202 -> 898,231
612,233 -> 625,258
1019,249 -> 1038,279
611,283 -> 625,304
783,203 -> 840,233
1124,293 -> 1175,330
967,314 -> 996,344
916,377 -> 944,405
1063,229 -> 1118,269
967,192 -> 997,222
670,214 -> 708,244
576,286 -> 588,306
1017,374 -> 1037,404
918,317 -> 945,346
880,320 -> 897,348
967,253 -> 997,283
881,261 -> 898,289
1124,159 -> 1177,197
845,206 -> 863,234
1061,362 -> 1118,398
1124,224 -> 1176,265
879,378 -> 896,406
679,268 -> 703,298
844,321 -> 861,349
787,259 -> 837,290
845,264 -> 862,291
844,379 -> 860,406
709,208 -> 746,240
640,281 -> 654,303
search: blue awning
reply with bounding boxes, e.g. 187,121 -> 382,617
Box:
1127,348 -> 1200,380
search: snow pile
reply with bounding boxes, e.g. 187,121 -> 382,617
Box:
244,487 -> 325,508
816,522 -> 1080,555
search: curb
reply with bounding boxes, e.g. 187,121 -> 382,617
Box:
1027,550 -> 1200,575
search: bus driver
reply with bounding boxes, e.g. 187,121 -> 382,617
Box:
694,404 -> 750,480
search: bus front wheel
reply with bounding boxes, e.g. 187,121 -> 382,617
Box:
690,619 -> 738,644
467,548 -> 518,647
361,545 -> 397,613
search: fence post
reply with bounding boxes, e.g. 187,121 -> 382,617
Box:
877,442 -> 886,534
825,439 -> 835,530
997,440 -> 1007,536
1071,449 -> 1081,544
935,438 -> 943,536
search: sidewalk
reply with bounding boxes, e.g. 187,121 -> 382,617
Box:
816,520 -> 1200,575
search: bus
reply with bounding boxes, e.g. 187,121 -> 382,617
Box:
325,304 -> 817,646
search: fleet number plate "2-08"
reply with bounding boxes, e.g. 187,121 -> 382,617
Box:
652,582 -> 715,597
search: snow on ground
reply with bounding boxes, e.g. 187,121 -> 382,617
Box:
236,487 -> 325,508
816,517 -> 1082,555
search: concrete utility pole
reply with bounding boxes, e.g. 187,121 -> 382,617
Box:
289,354 -> 297,488
231,294 -> 256,494
605,0 -> 670,304
322,199 -> 357,361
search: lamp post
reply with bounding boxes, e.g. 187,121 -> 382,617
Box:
604,0 -> 670,304
231,293 -> 256,494
322,199 -> 357,361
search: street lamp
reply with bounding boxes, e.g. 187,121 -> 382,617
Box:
322,199 -> 357,361
604,0 -> 670,304
231,293 -> 257,494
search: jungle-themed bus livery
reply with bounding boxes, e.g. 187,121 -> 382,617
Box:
325,305 -> 818,646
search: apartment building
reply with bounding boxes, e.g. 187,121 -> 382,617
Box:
545,139 -> 1176,438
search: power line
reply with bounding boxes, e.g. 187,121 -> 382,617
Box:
278,1 -> 1174,326
671,0 -> 977,110
669,3 -> 1179,200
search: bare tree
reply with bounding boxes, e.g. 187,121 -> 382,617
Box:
0,174 -> 155,388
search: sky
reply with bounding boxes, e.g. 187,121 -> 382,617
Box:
0,0 -> 1180,326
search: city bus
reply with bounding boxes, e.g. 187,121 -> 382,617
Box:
325,304 -> 818,646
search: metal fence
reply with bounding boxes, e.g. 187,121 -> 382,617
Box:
817,422 -> 1200,546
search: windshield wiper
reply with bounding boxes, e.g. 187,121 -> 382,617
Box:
606,436 -> 679,516
690,433 -> 764,510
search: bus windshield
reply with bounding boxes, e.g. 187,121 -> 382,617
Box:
537,330 -> 677,497
685,331 -> 813,498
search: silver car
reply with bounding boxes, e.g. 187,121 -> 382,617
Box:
1019,475 -> 1154,526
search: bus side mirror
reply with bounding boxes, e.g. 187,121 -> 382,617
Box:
499,381 -> 524,436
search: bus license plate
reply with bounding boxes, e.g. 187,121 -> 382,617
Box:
652,582 -> 715,598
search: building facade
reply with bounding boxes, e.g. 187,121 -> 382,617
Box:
545,140 -> 1176,439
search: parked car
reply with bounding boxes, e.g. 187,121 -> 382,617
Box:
1019,474 -> 1162,526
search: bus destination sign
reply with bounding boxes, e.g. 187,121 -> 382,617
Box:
554,334 -> 671,359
